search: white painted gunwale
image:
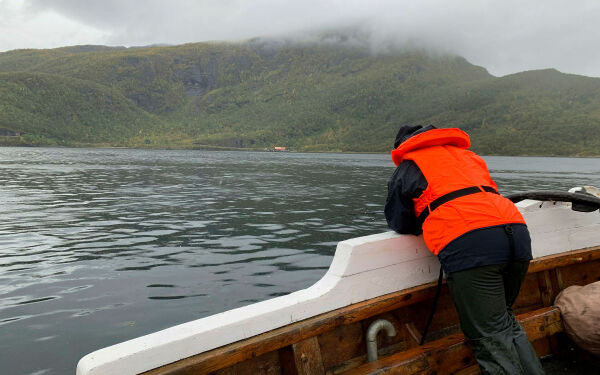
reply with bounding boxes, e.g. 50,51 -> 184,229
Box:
76,199 -> 600,375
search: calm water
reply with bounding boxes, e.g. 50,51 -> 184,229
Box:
0,147 -> 598,375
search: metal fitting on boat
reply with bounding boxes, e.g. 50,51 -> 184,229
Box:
366,319 -> 397,362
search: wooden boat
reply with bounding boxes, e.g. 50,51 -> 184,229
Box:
77,188 -> 600,375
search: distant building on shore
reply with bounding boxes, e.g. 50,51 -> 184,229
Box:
264,146 -> 290,152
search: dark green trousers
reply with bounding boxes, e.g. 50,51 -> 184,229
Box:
446,261 -> 545,375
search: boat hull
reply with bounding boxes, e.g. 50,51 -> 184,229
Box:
77,198 -> 600,375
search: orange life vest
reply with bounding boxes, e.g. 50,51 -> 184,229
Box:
391,128 -> 525,255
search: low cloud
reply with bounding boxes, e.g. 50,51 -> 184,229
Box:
2,0 -> 600,77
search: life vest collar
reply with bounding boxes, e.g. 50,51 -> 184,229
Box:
390,128 -> 471,166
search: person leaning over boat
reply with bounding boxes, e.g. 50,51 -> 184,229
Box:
384,125 -> 545,375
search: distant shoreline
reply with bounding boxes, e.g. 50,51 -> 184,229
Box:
1,144 -> 599,158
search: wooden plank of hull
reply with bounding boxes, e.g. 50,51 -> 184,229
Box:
291,337 -> 325,375
340,307 -> 563,375
319,322 -> 366,371
143,247 -> 598,375
528,245 -> 600,272
143,282 -> 440,375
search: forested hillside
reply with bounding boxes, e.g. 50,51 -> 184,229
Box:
1,40 -> 599,155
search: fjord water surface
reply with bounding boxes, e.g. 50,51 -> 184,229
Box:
0,147 -> 599,375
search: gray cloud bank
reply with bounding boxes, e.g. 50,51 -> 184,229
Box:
5,0 -> 600,77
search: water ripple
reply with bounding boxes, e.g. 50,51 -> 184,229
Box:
0,148 -> 598,375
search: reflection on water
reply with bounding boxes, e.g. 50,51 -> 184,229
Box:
0,147 -> 598,375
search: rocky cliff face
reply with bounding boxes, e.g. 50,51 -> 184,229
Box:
175,55 -> 219,97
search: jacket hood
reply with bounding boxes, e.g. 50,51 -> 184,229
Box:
391,128 -> 471,166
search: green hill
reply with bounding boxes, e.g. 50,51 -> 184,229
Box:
1,41 -> 599,155
0,72 -> 162,146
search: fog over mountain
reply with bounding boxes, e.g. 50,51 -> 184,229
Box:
1,0 -> 600,77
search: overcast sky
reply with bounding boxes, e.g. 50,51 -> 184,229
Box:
1,0 -> 600,77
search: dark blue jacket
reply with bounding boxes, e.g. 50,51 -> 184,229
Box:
384,133 -> 532,273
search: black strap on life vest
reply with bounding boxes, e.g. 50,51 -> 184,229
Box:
417,185 -> 499,225
503,224 -> 516,275
420,227 -> 515,345
420,265 -> 444,345
418,185 -> 499,345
